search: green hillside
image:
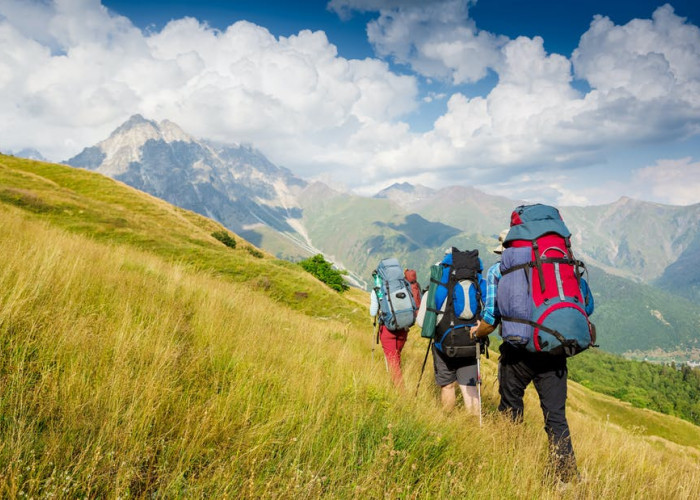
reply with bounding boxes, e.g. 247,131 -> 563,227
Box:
0,155 -> 360,324
587,266 -> 700,362
569,349 -> 700,425
1,154 -> 700,498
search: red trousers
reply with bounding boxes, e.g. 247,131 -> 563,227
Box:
379,325 -> 408,387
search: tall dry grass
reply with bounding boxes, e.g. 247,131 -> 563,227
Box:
0,208 -> 699,498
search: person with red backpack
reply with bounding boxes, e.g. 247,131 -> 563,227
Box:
471,206 -> 596,485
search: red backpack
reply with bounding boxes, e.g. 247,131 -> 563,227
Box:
497,204 -> 595,357
404,269 -> 422,312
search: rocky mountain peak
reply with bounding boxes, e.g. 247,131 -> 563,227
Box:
110,114 -> 154,136
79,115 -> 193,177
65,115 -> 310,246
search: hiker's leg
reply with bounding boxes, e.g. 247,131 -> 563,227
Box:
533,359 -> 577,481
391,328 -> 407,388
379,326 -> 404,388
433,346 -> 457,411
441,382 -> 457,411
457,361 -> 479,415
497,344 -> 532,422
458,384 -> 479,414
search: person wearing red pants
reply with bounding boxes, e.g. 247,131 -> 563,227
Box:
370,289 -> 410,389
378,323 -> 408,388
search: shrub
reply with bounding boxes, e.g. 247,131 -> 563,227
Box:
299,254 -> 349,293
211,230 -> 236,249
246,246 -> 264,258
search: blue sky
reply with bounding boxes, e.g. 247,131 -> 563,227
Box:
2,0 -> 700,206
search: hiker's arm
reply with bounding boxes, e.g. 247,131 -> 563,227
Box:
472,262 -> 501,339
471,319 -> 496,338
415,295 -> 427,327
369,289 -> 378,317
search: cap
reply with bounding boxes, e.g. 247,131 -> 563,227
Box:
493,229 -> 509,254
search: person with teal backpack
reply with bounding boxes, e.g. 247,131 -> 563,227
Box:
369,258 -> 417,389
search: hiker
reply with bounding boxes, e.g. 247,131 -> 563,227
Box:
417,248 -> 487,415
370,259 -> 418,389
471,206 -> 596,484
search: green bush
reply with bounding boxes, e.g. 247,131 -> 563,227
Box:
211,230 -> 236,249
245,246 -> 264,258
299,254 -> 349,293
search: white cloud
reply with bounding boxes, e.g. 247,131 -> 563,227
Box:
364,0 -> 506,84
352,5 -> 700,206
632,157 -> 700,206
1,1 -> 700,207
573,5 -> 700,103
0,0 -> 419,172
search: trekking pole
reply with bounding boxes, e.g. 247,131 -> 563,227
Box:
372,315 -> 378,361
477,342 -> 482,427
415,338 -> 433,397
373,316 -> 389,372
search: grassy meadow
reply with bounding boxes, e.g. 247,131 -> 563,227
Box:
1,155 -> 700,498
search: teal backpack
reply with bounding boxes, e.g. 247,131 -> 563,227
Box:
373,258 -> 417,331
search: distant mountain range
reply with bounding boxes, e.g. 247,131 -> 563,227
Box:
7,148 -> 46,161
64,115 -> 700,361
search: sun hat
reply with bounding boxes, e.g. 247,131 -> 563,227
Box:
493,229 -> 509,254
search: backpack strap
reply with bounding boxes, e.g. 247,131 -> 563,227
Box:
436,262 -> 457,331
501,257 -> 585,276
502,315 -> 567,343
384,281 -> 400,327
532,240 -> 545,294
501,315 -> 587,357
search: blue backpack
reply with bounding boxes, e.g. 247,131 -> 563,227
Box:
373,258 -> 417,331
433,248 -> 486,357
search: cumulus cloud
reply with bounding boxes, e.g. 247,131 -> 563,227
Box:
632,157 -> 700,206
351,3 -> 700,205
363,0 -> 506,84
573,5 -> 700,103
1,1 -> 700,206
0,0 -> 418,170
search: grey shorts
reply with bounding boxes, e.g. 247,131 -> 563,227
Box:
432,345 -> 478,387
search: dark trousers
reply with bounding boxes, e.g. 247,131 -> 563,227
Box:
498,343 -> 577,481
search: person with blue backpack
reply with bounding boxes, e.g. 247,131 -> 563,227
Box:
471,206 -> 596,485
416,247 -> 487,415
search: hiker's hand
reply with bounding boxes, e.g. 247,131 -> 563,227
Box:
470,321 -> 481,339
